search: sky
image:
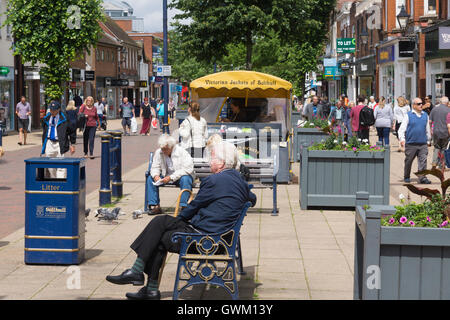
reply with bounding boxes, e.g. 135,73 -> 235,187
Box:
119,0 -> 182,33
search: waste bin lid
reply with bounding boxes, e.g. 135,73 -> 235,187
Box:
25,157 -> 86,165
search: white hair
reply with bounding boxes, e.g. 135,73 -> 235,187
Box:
210,142 -> 238,169
158,134 -> 177,149
441,96 -> 449,105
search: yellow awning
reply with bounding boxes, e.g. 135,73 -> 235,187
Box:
190,71 -> 292,99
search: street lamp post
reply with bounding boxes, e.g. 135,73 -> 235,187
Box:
163,0 -> 169,134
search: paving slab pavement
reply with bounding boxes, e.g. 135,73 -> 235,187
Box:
0,130 -> 445,300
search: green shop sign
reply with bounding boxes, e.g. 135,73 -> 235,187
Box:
0,67 -> 10,76
337,38 -> 356,53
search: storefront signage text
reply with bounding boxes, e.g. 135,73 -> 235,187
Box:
337,38 -> 356,53
379,45 -> 395,64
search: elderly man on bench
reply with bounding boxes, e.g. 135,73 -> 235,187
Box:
147,134 -> 195,215
106,142 -> 257,300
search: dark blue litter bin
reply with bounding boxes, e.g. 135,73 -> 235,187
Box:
24,157 -> 86,265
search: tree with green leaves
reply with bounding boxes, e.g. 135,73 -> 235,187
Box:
3,0 -> 105,102
170,0 -> 336,71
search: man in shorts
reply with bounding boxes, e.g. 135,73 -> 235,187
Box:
119,97 -> 135,136
16,96 -> 31,146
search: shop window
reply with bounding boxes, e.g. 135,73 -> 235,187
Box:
407,63 -> 414,73
431,62 -> 441,72
101,50 -> 104,61
445,61 -> 450,70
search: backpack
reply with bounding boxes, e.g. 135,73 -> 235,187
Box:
359,106 -> 375,127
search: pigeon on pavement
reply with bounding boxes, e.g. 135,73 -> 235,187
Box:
132,210 -> 145,219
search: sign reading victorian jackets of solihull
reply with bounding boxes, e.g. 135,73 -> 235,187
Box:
439,27 -> 450,50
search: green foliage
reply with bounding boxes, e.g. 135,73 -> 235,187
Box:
299,117 -> 330,129
309,133 -> 385,152
169,0 -> 336,92
4,0 -> 105,101
381,194 -> 450,228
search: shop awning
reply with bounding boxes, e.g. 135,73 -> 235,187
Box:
190,71 -> 292,99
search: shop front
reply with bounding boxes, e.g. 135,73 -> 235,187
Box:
97,77 -> 118,119
356,55 -> 375,99
425,24 -> 450,102
0,66 -> 14,131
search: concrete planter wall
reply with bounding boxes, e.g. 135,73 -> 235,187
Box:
293,127 -> 329,162
354,192 -> 450,300
299,146 -> 390,209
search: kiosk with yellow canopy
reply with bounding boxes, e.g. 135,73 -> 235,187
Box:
189,70 -> 293,183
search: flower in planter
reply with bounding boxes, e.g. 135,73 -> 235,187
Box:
352,147 -> 357,152
427,216 -> 432,222
441,221 -> 449,228
409,221 -> 416,227
389,218 -> 396,225
400,217 -> 408,224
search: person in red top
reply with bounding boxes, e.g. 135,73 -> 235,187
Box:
350,95 -> 370,141
78,96 -> 100,159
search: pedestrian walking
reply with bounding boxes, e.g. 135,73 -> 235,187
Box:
368,96 -> 377,109
321,96 -> 331,119
394,96 -> 411,151
350,95 -> 371,141
134,99 -> 141,118
41,101 -> 76,178
345,102 -> 354,138
374,98 -> 394,146
65,100 -> 78,131
168,98 -> 175,119
429,96 -> 450,169
157,99 -> 170,134
179,102 -> 208,158
15,96 -> 31,146
79,96 -> 100,159
304,95 -> 323,120
398,97 -> 432,184
94,98 -> 106,130
422,95 -> 434,115
140,98 -> 152,136
329,100 -> 346,137
119,97 -> 135,136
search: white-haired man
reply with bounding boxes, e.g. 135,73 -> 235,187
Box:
398,97 -> 432,184
429,96 -> 450,169
106,142 -> 257,300
147,134 -> 195,215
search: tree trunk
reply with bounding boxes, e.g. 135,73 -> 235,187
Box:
245,33 -> 253,70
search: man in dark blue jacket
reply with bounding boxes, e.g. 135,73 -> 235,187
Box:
106,143 -> 257,300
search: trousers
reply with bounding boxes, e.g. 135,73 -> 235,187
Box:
45,140 -> 66,179
404,144 -> 428,180
147,175 -> 193,208
83,126 -> 96,156
130,215 -> 197,280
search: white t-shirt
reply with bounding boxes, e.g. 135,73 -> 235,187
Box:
164,155 -> 175,176
95,102 -> 105,115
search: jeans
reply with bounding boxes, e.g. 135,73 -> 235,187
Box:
83,126 -> 97,156
376,127 -> 390,146
432,136 -> 449,167
158,115 -> 164,129
147,175 -> 193,208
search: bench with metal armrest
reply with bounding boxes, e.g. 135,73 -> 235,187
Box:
171,202 -> 251,300
144,152 -> 279,216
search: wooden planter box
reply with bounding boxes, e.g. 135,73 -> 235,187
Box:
354,192 -> 450,300
293,127 -> 329,162
299,146 -> 390,209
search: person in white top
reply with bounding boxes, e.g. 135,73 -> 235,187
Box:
179,102 -> 208,158
148,134 -> 195,215
393,96 -> 411,151
368,96 -> 377,109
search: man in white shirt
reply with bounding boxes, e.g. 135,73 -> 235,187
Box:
147,134 -> 194,215
398,98 -> 432,184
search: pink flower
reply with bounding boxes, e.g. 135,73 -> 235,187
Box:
399,217 -> 408,224
352,147 -> 357,152
441,221 -> 449,228
409,221 -> 416,227
427,216 -> 432,222
388,218 -> 395,225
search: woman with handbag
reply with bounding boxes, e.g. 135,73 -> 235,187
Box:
179,102 -> 208,158
140,98 -> 152,136
79,96 -> 100,159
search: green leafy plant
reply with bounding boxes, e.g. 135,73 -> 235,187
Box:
381,194 -> 450,228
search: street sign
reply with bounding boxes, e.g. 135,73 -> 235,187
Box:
157,65 -> 171,77
0,66 -> 10,76
155,76 -> 164,84
85,71 -> 95,81
111,79 -> 129,87
337,38 -> 356,53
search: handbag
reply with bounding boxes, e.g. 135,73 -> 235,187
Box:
151,118 -> 158,129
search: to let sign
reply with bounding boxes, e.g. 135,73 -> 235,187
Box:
337,38 -> 356,53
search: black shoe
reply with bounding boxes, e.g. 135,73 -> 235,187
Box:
106,269 -> 144,286
420,178 -> 432,185
148,205 -> 163,215
126,287 -> 161,300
